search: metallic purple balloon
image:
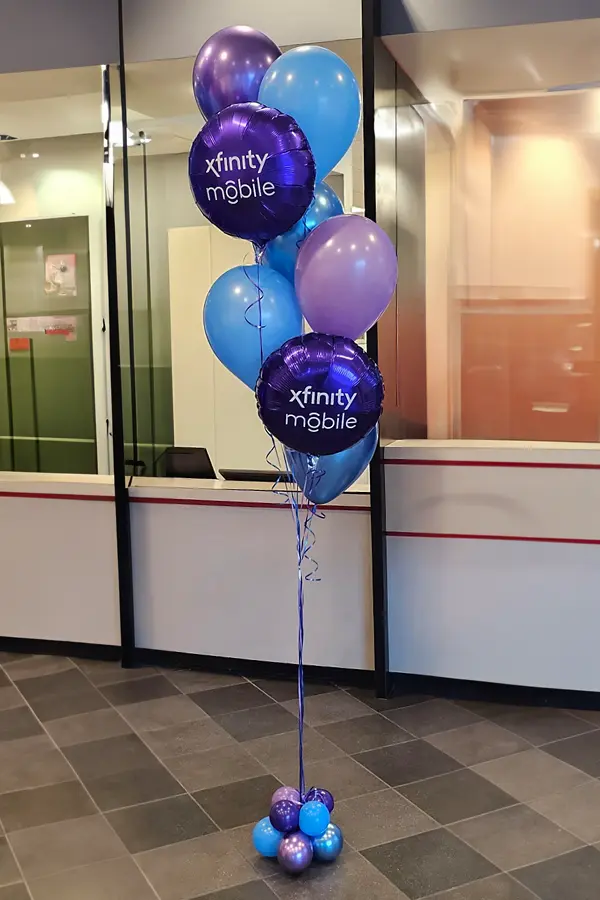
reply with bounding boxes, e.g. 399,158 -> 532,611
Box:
193,26 -> 281,120
189,102 -> 315,245
256,332 -> 384,456
272,786 -> 302,806
296,214 -> 398,340
270,799 -> 301,834
305,788 -> 335,812
277,831 -> 314,874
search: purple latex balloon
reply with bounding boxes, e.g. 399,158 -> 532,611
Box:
189,102 -> 315,245
277,831 -> 313,874
305,788 -> 335,812
193,26 -> 281,120
256,332 -> 384,456
272,786 -> 302,806
295,214 -> 398,340
270,799 -> 301,833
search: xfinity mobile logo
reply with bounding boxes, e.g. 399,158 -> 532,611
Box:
205,150 -> 275,205
285,386 -> 359,434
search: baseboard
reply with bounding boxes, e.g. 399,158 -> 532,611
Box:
0,637 -> 121,662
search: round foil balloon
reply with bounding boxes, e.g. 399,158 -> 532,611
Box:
256,333 -> 384,456
193,26 -> 281,120
189,102 -> 316,245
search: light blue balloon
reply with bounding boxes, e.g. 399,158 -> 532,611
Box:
259,46 -> 361,181
264,182 -> 343,283
299,800 -> 330,838
252,817 -> 283,858
204,264 -> 302,389
286,427 -> 378,504
312,823 -> 344,862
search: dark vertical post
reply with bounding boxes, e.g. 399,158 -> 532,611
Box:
103,61 -> 136,668
363,0 -> 391,698
29,342 -> 40,472
0,238 -> 15,471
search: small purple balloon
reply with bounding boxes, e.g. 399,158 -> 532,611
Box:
257,333 -> 384,456
189,102 -> 315,245
277,831 -> 313,874
270,799 -> 301,834
272,786 -> 302,806
296,214 -> 398,340
193,26 -> 281,120
305,788 -> 335,812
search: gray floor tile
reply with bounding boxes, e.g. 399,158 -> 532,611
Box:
84,763 -> 185,812
426,874 -> 539,899
198,883 -> 278,900
215,705 -> 299,743
164,670 -> 245,694
450,804 -> 582,871
119,696 -> 207,732
281,692 -> 371,727
0,689 -> 25,713
244,727 -> 342,774
194,774 -> 281,829
362,828 -> 498,899
0,653 -> 32,665
63,733 -> 158,782
16,670 -> 108,722
27,855 -> 157,900
0,675 -> 10,691
512,846 -> 600,900
426,722 -> 531,767
16,669 -> 93,702
266,848 -> 409,900
542,730 -> 600,777
252,680 -> 336,703
0,838 -> 20,887
335,789 -> 436,850
355,740 -> 462,787
386,700 -> 482,738
107,794 -> 217,853
142,718 -> 235,759
0,708 -> 42,742
163,743 -> 267,792
44,708 -> 132,747
100,675 -> 180,707
274,754 -> 385,801
530,780 -> 600,843
136,831 -> 258,900
3,657 -> 74,682
347,687 -> 433,713
0,885 -> 30,900
473,749 -> 590,802
0,781 -> 96,832
0,736 -> 74,793
77,659 -> 157,687
317,714 -> 412,754
190,684 -> 274,717
9,814 -> 127,881
569,708 -> 600,727
490,707 -> 597,746
398,769 -> 517,826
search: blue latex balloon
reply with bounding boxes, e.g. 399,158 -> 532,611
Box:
286,427 -> 377,504
299,800 -> 330,838
253,817 -> 283,858
259,46 -> 361,181
204,264 -> 302,389
312,823 -> 344,862
264,182 -> 343,283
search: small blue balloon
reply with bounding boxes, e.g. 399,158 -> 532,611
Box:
253,817 -> 283,858
259,46 -> 361,181
312,823 -> 344,862
204,264 -> 302,389
299,800 -> 330,838
286,427 -> 378,504
265,182 -> 343,283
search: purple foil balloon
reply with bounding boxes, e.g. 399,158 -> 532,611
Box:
272,786 -> 302,806
295,214 -> 398,340
277,831 -> 314,874
256,333 -> 384,456
305,788 -> 335,812
193,26 -> 281,120
270,799 -> 301,834
189,102 -> 315,245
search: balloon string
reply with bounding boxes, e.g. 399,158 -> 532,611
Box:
243,243 -> 266,367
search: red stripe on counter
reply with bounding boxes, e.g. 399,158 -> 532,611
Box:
0,491 -> 113,502
131,496 -> 368,512
384,458 -> 600,470
387,530 -> 600,546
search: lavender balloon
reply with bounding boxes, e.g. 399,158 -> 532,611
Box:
193,26 -> 281,120
189,102 -> 315,245
257,333 -> 384,456
270,799 -> 300,834
272,786 -> 301,806
277,832 -> 313,874
296,214 -> 398,340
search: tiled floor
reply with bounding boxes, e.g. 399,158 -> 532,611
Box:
0,656 -> 598,899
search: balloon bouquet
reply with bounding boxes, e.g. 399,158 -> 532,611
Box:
190,25 -> 397,874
